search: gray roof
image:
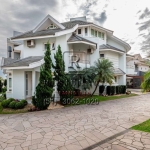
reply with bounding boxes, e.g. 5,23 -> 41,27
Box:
11,28 -> 63,40
113,68 -> 125,75
99,44 -> 124,52
62,20 -> 92,29
67,33 -> 97,46
11,20 -> 112,40
3,56 -> 43,67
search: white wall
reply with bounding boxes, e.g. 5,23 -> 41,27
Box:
107,36 -> 126,52
104,51 -> 119,68
12,70 -> 25,99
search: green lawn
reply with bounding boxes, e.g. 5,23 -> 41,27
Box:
66,93 -> 138,106
132,119 -> 150,133
0,102 -> 28,114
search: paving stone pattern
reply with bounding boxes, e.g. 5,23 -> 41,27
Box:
0,94 -> 150,150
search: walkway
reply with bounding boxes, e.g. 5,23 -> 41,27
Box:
0,94 -> 150,150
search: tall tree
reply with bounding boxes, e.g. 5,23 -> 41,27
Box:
32,42 -> 54,110
141,71 -> 150,92
52,45 -> 73,104
91,59 -> 114,96
0,80 -> 3,93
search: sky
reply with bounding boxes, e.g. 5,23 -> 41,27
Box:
0,0 -> 150,57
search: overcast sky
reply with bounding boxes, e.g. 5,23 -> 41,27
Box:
0,0 -> 150,57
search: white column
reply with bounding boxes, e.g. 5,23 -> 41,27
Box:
32,70 -> 36,96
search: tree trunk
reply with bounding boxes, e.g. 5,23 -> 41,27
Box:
91,80 -> 100,96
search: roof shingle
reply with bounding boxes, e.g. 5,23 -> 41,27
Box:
3,56 -> 43,67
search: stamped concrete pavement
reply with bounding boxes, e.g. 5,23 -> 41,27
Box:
0,94 -> 150,150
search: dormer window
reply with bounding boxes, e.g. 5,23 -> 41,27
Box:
47,24 -> 57,29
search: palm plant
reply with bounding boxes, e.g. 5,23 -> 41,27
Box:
91,59 -> 114,96
141,71 -> 150,92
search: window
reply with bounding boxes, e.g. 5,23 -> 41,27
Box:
8,73 -> 12,92
47,24 -> 57,29
78,29 -> 81,34
9,78 -> 12,88
102,33 -> 104,40
26,74 -> 28,96
98,32 -> 101,38
114,76 -> 117,83
95,31 -> 97,37
91,29 -> 94,36
91,28 -> 104,40
100,54 -> 104,58
85,28 -> 88,36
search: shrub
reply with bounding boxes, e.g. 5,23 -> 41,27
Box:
0,94 -> 5,102
9,101 -> 17,109
7,98 -> 15,102
116,86 -> 119,94
110,86 -> 115,95
1,100 -> 11,108
15,102 -> 25,109
106,86 -> 111,95
3,93 -> 6,99
99,85 -> 105,95
21,100 -> 28,106
122,85 -> 126,94
2,87 -> 7,93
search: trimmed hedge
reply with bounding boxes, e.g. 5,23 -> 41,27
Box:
106,85 -> 126,95
9,101 -> 17,109
99,85 -> 105,95
1,98 -> 28,109
1,98 -> 15,108
15,102 -> 25,109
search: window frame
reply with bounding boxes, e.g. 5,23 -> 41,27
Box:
44,43 -> 55,51
78,29 -> 82,35
100,53 -> 105,58
85,28 -> 88,36
7,72 -> 13,92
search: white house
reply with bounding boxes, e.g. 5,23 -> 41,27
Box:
1,15 -> 130,99
126,53 -> 150,88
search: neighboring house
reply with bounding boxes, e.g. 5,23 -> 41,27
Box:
126,54 -> 150,88
1,15 -> 130,99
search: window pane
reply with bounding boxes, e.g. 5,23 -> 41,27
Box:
78,29 -> 81,34
102,33 -> 104,40
9,78 -> 12,88
95,31 -> 97,37
91,29 -> 94,36
98,32 -> 101,38
85,28 -> 88,36
100,54 -> 104,58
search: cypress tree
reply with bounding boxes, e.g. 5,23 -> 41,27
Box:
52,45 -> 73,104
0,80 -> 3,93
32,42 -> 54,110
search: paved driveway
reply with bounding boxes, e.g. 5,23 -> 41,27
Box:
0,94 -> 150,150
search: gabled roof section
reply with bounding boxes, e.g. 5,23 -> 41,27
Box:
134,54 -> 143,61
33,15 -> 65,32
99,44 -> 125,53
67,33 -> 97,47
2,56 -> 43,67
